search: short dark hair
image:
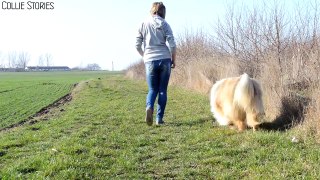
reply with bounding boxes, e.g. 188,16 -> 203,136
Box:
150,2 -> 166,19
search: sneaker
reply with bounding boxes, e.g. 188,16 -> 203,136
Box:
156,120 -> 165,125
145,109 -> 153,126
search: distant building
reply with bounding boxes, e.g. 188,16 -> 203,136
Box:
26,66 -> 70,71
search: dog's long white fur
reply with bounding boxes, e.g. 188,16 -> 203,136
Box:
210,79 -> 229,125
210,73 -> 264,130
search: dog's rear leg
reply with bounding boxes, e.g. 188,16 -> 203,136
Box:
247,113 -> 261,132
235,120 -> 246,132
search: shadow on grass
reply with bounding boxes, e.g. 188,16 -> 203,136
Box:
259,93 -> 310,131
170,116 -> 212,127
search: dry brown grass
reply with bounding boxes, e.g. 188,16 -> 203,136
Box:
125,60 -> 145,81
293,84 -> 320,142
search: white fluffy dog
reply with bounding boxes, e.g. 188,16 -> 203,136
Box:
210,73 -> 265,131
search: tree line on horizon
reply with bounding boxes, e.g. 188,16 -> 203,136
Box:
0,51 -> 53,69
0,51 -> 101,71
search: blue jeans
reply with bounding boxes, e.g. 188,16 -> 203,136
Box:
145,58 -> 172,122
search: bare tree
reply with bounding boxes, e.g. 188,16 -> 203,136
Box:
44,53 -> 53,66
213,1 -> 292,77
39,53 -> 53,66
8,51 -> 17,68
16,51 -> 30,69
86,63 -> 101,71
38,55 -> 45,66
0,51 -> 4,68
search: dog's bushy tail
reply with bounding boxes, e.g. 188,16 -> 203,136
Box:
234,73 -> 263,113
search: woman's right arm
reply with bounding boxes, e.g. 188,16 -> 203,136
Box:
136,24 -> 144,57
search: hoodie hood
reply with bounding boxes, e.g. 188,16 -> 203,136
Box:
150,15 -> 165,29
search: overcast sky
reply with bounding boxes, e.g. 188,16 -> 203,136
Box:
0,0 -> 313,70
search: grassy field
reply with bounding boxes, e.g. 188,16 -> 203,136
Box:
0,72 -> 320,179
0,71 -> 111,129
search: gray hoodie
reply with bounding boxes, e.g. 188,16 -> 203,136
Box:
136,15 -> 176,62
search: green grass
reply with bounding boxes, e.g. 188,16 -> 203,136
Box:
0,71 -> 113,129
0,73 -> 320,179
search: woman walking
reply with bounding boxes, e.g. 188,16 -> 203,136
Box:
136,2 -> 177,126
